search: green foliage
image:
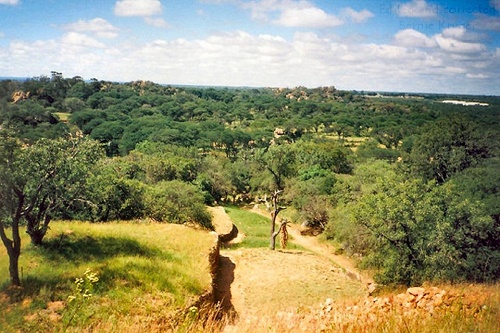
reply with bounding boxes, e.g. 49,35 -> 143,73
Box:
2,74 -> 500,286
409,115 -> 493,183
284,166 -> 336,228
144,180 -> 212,229
423,166 -> 500,282
88,168 -> 146,221
0,100 -> 69,141
255,144 -> 297,191
196,155 -> 235,204
1,135 -> 104,244
294,139 -> 353,174
329,161 -> 500,285
352,174 -> 431,285
356,139 -> 400,162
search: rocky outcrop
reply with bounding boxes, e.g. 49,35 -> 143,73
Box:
11,91 -> 30,103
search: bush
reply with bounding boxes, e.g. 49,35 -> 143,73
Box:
144,180 -> 213,229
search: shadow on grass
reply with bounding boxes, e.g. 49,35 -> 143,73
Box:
1,232 -> 180,299
38,232 -> 163,263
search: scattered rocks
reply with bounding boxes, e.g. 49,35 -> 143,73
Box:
315,285 -> 485,327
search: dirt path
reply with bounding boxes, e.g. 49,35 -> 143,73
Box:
211,206 -> 369,329
250,207 -> 373,284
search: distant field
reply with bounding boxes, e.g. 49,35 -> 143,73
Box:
0,221 -> 216,332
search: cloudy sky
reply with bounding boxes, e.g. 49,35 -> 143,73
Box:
1,0 -> 499,95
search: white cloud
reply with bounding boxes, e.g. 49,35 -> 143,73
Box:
341,8 -> 374,23
397,0 -> 438,18
144,17 -> 170,28
63,18 -> 120,39
434,30 -> 486,54
0,0 -> 19,5
114,0 -> 162,17
491,0 -> 500,10
441,26 -> 467,39
1,26 -> 499,95
440,26 -> 484,43
61,32 -> 106,49
472,14 -> 500,31
242,0 -> 343,28
394,29 -> 436,48
273,6 -> 343,28
466,73 -> 489,79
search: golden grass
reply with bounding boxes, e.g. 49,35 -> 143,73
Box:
191,283 -> 500,333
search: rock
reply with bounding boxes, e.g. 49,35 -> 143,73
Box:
367,282 -> 378,296
11,91 -> 30,103
407,287 -> 426,296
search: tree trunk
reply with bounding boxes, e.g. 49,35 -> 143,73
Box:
270,210 -> 277,250
270,219 -> 288,250
26,213 -> 51,246
29,228 -> 46,246
0,218 -> 22,286
269,189 -> 285,250
8,246 -> 21,286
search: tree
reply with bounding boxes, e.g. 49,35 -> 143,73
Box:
425,159 -> 500,282
409,115 -> 492,183
197,155 -> 234,204
0,134 -> 103,285
254,144 -> 296,250
0,133 -> 23,286
352,173 -> 432,285
255,144 -> 296,191
268,189 -> 287,250
144,180 -> 212,229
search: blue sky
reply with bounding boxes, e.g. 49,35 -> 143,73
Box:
1,0 -> 499,95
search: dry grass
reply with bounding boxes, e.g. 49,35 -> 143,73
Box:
190,283 -> 500,333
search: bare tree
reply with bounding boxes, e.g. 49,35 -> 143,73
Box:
269,189 -> 288,250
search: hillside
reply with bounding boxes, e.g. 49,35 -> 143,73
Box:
0,221 -> 217,332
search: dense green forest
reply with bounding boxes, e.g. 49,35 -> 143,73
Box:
1,72 -> 499,286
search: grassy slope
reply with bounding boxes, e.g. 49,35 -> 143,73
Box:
0,221 -> 216,332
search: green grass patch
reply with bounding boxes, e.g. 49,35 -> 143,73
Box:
54,112 -> 70,122
224,206 -> 303,250
0,221 -> 216,332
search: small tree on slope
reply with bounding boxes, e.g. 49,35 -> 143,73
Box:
0,134 -> 103,286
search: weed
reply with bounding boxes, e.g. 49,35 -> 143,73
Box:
63,268 -> 99,329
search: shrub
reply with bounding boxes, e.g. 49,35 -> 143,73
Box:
144,180 -> 213,229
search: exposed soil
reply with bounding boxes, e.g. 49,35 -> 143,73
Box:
211,206 -> 369,329
250,207 -> 373,285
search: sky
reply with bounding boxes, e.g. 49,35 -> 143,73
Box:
0,0 -> 499,95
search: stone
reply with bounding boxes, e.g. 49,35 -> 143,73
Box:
407,287 -> 426,296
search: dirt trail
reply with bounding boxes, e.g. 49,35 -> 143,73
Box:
250,207 -> 373,284
211,206 -> 369,328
